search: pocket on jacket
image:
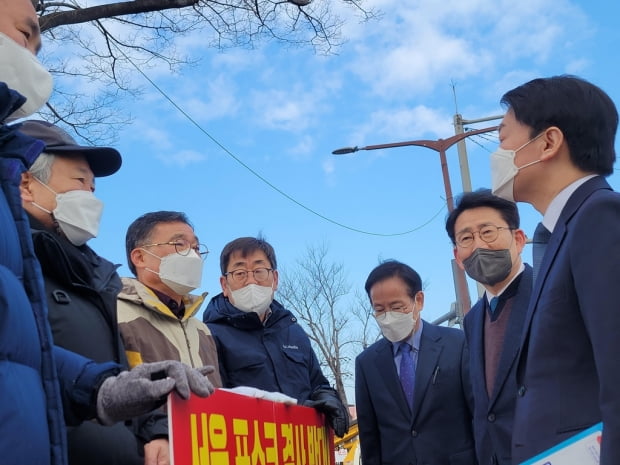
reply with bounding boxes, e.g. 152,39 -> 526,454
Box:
281,347 -> 311,386
556,421 -> 596,435
448,447 -> 476,465
282,347 -> 306,365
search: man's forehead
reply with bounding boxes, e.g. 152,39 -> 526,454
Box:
152,221 -> 195,239
229,250 -> 269,265
455,208 -> 505,229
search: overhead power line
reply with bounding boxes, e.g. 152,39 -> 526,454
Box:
111,42 -> 446,237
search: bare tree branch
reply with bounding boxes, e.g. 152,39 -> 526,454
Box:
278,242 -> 373,407
33,0 -> 375,141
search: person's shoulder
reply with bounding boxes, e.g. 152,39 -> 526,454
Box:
203,293 -> 229,322
269,300 -> 300,324
465,299 -> 485,320
356,338 -> 389,361
424,320 -> 465,340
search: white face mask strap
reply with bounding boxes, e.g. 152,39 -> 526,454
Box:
145,267 -> 161,278
515,131 -> 545,153
140,247 -> 162,260
30,201 -> 52,215
518,158 -> 542,171
31,175 -> 58,195
29,176 -> 56,215
140,247 -> 162,278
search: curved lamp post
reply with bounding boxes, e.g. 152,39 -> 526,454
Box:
333,125 -> 498,325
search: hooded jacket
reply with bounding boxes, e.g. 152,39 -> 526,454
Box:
203,293 -> 330,402
117,277 -> 222,387
0,84 -> 119,465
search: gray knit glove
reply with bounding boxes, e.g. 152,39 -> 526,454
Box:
96,361 -> 215,425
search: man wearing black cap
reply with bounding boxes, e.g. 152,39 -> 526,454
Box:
0,4 -> 216,465
18,119 -> 170,465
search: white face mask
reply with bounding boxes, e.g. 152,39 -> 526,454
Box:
375,307 -> 418,343
31,178 -> 103,246
490,134 -> 544,201
0,32 -> 53,122
144,248 -> 204,295
230,283 -> 274,317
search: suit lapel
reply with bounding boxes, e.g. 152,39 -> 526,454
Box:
411,322 -> 442,423
489,265 -> 532,406
468,300 -> 489,404
518,177 -> 611,369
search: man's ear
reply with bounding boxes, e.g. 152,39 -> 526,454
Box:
453,246 -> 465,271
540,126 -> 564,161
513,228 -> 527,253
271,269 -> 279,291
20,171 -> 36,202
415,291 -> 424,311
220,275 -> 229,297
130,248 -> 146,272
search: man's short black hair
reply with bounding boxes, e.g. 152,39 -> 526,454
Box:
445,189 -> 520,244
501,75 -> 618,175
364,260 -> 422,301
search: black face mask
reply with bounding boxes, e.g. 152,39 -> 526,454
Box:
462,248 -> 512,286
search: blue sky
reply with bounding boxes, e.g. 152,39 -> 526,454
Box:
39,1 -> 619,347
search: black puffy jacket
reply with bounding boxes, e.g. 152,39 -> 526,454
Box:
30,217 -> 168,465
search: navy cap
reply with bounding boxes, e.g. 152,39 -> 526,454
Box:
18,120 -> 122,177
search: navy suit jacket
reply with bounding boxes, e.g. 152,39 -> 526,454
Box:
355,321 -> 476,465
464,265 -> 532,465
512,176 -> 620,465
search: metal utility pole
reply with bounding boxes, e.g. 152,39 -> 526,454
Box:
452,114 -> 504,303
333,126 -> 498,326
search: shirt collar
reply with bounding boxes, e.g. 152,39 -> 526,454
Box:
392,319 -> 424,355
148,286 -> 185,319
542,174 -> 597,232
486,262 -> 525,301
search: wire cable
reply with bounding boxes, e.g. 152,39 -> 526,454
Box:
112,42 -> 447,236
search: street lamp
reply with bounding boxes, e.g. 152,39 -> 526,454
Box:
333,125 -> 498,325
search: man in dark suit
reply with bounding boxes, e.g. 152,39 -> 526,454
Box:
355,260 -> 476,465
491,75 -> 619,465
446,189 -> 531,465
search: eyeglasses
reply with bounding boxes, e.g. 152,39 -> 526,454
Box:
141,240 -> 209,259
224,268 -> 273,283
372,304 -> 411,318
455,225 -> 513,248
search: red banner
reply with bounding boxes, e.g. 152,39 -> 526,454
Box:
168,389 -> 335,465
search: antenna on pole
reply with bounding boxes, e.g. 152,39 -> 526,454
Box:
451,79 -> 459,115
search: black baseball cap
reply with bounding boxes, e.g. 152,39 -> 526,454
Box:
18,120 -> 122,177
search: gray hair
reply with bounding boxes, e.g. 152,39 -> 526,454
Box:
29,152 -> 55,183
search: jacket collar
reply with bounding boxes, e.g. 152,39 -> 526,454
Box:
119,277 -> 206,321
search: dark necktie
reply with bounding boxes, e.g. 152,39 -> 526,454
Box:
489,296 -> 499,313
399,342 -> 415,409
532,222 -> 552,283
